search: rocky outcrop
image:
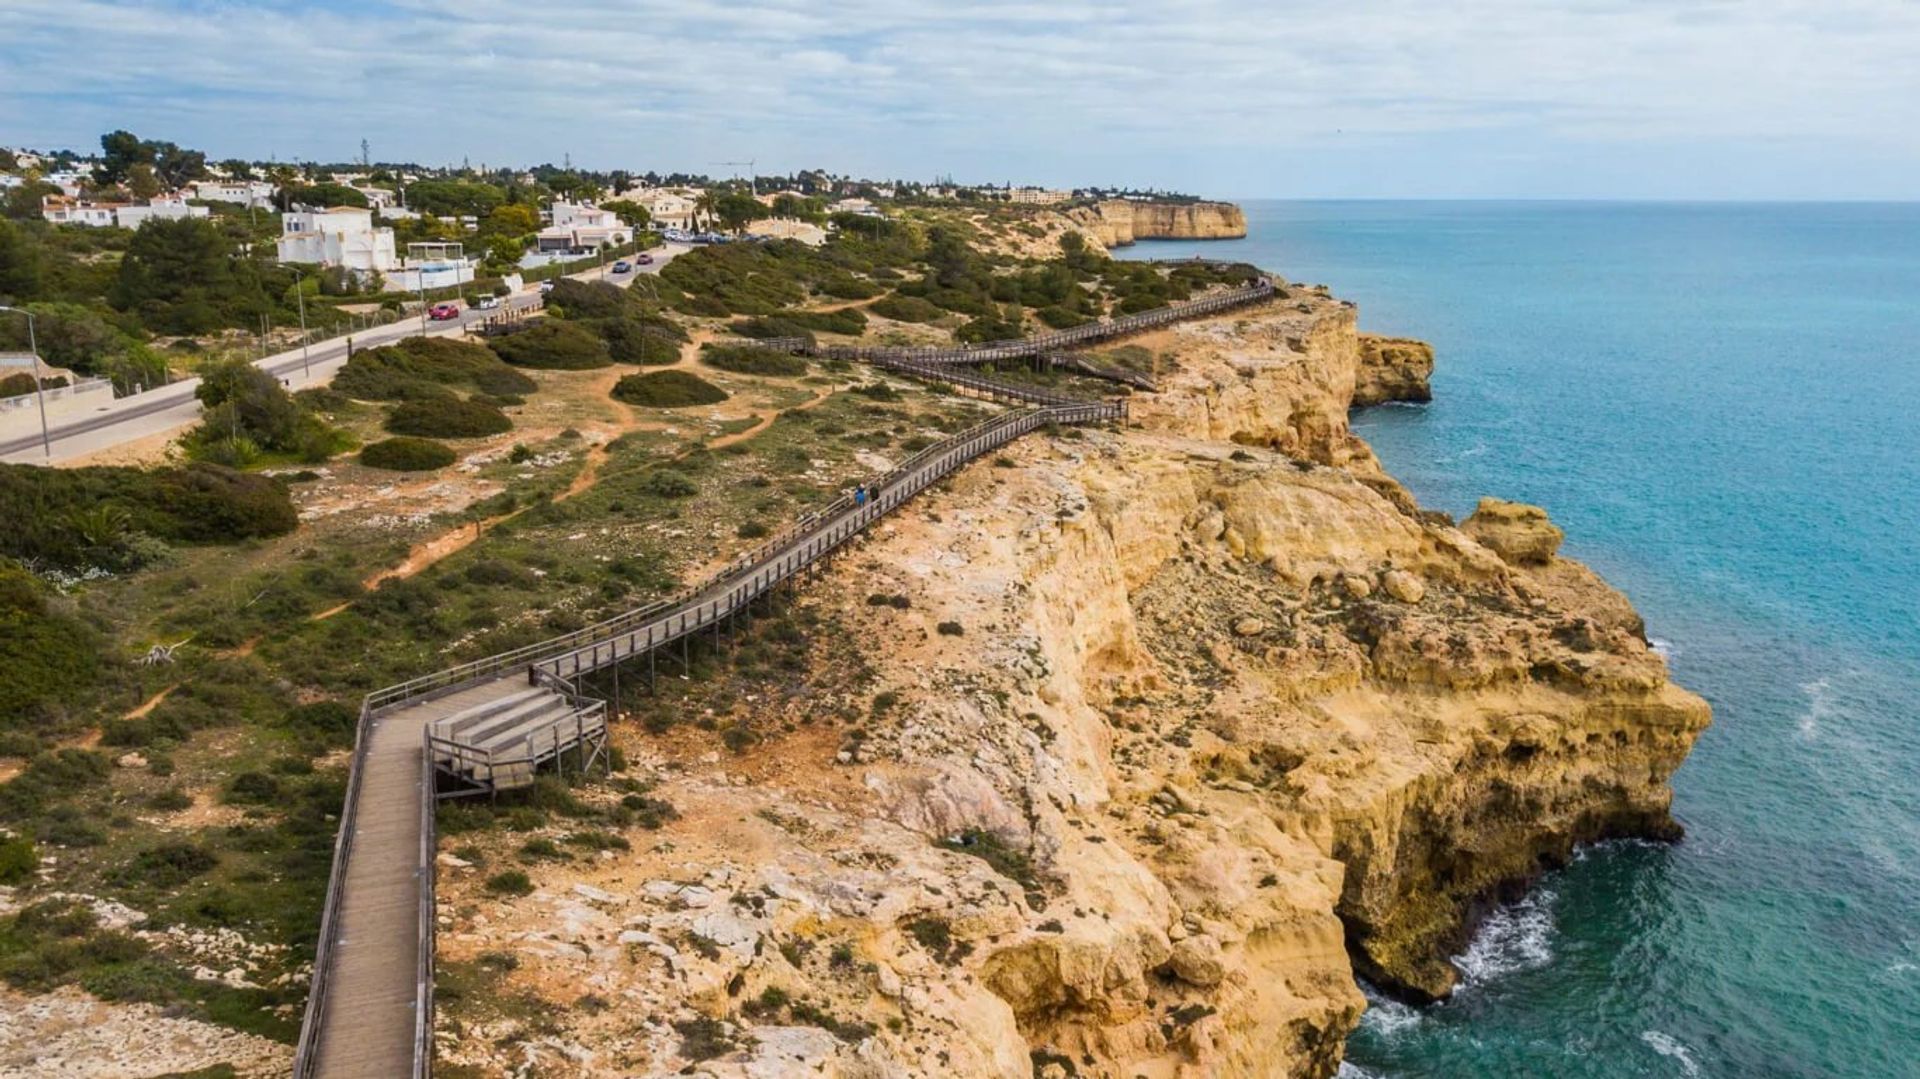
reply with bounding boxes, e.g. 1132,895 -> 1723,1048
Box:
1463,497 -> 1565,565
1067,199 -> 1248,247
1353,334 -> 1434,406
434,279 -> 1708,1078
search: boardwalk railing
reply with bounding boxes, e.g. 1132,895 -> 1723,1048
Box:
293,269 -> 1268,1079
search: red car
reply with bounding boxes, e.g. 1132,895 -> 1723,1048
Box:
428,302 -> 461,321
635,253 -> 653,265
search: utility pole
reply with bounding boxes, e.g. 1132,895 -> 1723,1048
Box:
0,306 -> 50,459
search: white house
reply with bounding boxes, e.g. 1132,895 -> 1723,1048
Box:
191,179 -> 277,207
41,198 -> 120,227
535,202 -> 633,252
44,170 -> 90,197
115,196 -> 211,228
827,197 -> 883,218
41,195 -> 208,228
1004,187 -> 1071,205
385,242 -> 476,292
632,188 -> 698,231
277,206 -> 398,273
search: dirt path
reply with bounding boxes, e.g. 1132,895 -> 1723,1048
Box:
125,684 -> 180,719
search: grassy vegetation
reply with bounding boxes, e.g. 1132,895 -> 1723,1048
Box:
487,320 -> 612,370
334,336 -> 537,401
700,344 -> 808,378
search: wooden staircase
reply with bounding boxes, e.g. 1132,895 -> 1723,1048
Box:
425,681 -> 607,796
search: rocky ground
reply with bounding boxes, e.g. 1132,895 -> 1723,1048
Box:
433,280 -> 1709,1077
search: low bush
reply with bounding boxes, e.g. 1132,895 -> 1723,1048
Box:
0,560 -> 102,723
488,320 -> 612,369
870,294 -> 944,323
590,316 -> 683,365
484,870 -> 533,896
701,345 -> 807,378
334,336 -> 536,400
359,436 -> 456,471
384,396 -> 512,439
0,463 -> 295,570
639,469 -> 697,498
610,371 -> 728,408
0,836 -> 36,884
937,620 -> 965,636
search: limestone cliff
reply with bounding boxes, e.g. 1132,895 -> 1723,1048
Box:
433,281 -> 1709,1078
1353,335 -> 1434,406
1067,199 -> 1248,247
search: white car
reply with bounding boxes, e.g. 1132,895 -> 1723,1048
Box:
473,296 -> 502,310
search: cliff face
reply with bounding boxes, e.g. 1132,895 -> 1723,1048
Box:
1068,199 -> 1248,246
433,283 -> 1709,1078
1353,335 -> 1435,406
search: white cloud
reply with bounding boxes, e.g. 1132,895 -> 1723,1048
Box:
1,0 -> 1916,197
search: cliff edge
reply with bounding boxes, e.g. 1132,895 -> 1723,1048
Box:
432,279 -> 1709,1078
1067,199 -> 1249,246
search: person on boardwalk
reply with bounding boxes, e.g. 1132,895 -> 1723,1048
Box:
855,484 -> 867,507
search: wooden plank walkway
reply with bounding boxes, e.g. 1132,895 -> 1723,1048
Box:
293,268 -> 1277,1079
302,680 -> 524,1079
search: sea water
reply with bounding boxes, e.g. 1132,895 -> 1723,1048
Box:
1120,201 -> 1920,1076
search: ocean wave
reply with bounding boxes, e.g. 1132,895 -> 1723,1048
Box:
1649,637 -> 1676,660
1641,1030 -> 1702,1077
1797,677 -> 1832,740
1453,887 -> 1557,985
1336,1062 -> 1388,1079
1357,984 -> 1426,1038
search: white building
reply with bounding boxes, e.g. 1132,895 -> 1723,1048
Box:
827,197 -> 883,218
1004,186 -> 1071,205
535,202 -> 633,252
632,188 -> 698,231
277,206 -> 398,273
191,179 -> 277,207
385,242 -> 476,292
44,170 -> 90,197
115,196 -> 211,228
41,195 -> 208,228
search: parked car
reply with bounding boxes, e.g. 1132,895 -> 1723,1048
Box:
539,280 -> 555,295
612,260 -> 632,273
472,295 -> 502,310
635,253 -> 654,265
428,302 -> 461,321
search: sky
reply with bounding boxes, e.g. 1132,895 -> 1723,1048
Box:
2,0 -> 1917,200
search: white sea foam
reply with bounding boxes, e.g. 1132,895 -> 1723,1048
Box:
1649,637 -> 1675,660
1453,887 -> 1557,985
1641,1030 -> 1702,1077
1336,1062 -> 1387,1079
1357,986 -> 1426,1038
1797,677 -> 1832,739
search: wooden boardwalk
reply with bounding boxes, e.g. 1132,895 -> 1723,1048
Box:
292,273 -> 1274,1079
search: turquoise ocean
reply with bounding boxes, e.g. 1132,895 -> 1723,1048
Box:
1118,201 -> 1920,1077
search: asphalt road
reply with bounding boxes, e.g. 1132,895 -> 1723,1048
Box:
0,243 -> 688,464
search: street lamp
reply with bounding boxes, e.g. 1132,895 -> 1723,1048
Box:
0,306 -> 50,460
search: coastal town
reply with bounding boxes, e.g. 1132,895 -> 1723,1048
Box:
0,128 -> 1701,1079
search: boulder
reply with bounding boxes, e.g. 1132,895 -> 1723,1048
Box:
1381,569 -> 1426,604
1462,498 -> 1564,565
1232,617 -> 1266,637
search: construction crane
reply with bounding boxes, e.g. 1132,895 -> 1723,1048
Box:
710,159 -> 756,192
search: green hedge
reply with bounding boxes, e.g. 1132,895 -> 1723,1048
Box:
589,316 -> 683,366
700,345 -> 807,378
611,371 -> 727,408
384,396 -> 512,438
359,437 -> 457,471
488,320 -> 612,370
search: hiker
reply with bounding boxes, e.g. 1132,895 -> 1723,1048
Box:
855,484 -> 867,507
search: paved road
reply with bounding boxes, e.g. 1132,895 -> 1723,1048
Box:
0,243 -> 688,465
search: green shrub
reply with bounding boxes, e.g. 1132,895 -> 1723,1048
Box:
334,336 -> 536,400
737,520 -> 769,539
384,396 -> 511,438
870,294 -> 945,323
701,345 -> 806,378
360,436 -> 457,471
485,870 -> 533,896
590,316 -> 684,365
488,320 -> 612,369
0,836 -> 37,884
640,469 -> 697,498
0,561 -> 101,722
543,279 -> 631,319
937,620 -> 964,636
0,463 -> 295,570
224,771 -> 280,804
114,841 -> 218,888
611,370 -> 728,408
